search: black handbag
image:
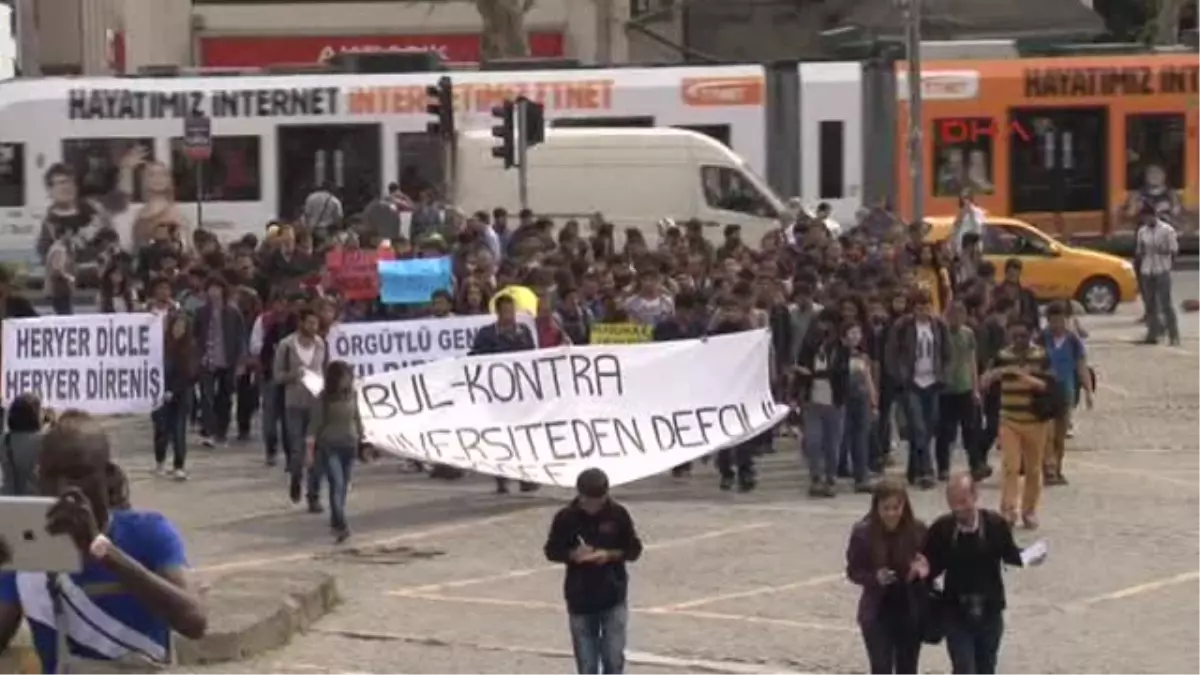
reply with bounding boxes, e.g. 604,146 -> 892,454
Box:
909,580 -> 948,645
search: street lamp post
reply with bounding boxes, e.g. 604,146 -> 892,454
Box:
901,0 -> 924,225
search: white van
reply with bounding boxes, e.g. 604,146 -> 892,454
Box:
454,127 -> 786,245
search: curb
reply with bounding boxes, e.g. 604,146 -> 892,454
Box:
176,569 -> 340,666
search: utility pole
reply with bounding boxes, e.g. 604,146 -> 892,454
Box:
902,0 -> 924,225
515,97 -> 528,211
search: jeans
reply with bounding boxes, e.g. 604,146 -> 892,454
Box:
803,402 -> 844,483
200,367 -> 235,441
51,292 -> 72,316
861,616 -> 921,674
568,604 -> 628,674
1143,271 -> 1179,342
261,381 -> 290,462
945,611 -> 1003,674
235,373 -> 258,438
321,441 -> 356,532
901,385 -> 939,482
937,391 -> 978,475
840,394 -> 873,483
872,378 -> 900,470
152,389 -> 191,470
285,407 -> 322,503
974,384 -> 1001,468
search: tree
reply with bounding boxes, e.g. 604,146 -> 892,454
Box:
1150,0 -> 1191,43
475,0 -> 535,60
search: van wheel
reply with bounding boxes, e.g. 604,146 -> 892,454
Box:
1076,277 -> 1119,314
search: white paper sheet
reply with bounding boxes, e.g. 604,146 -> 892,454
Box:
1020,539 -> 1048,566
301,369 -> 325,396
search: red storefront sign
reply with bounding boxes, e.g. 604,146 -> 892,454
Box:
200,32 -> 565,68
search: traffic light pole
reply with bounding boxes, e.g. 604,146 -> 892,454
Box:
516,99 -> 529,212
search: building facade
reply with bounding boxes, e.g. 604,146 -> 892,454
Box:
15,0 -> 633,75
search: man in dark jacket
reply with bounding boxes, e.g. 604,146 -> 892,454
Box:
192,277 -> 246,446
885,289 -> 951,489
469,293 -> 538,494
708,298 -> 759,492
996,258 -> 1039,332
652,292 -> 707,477
544,468 -> 643,675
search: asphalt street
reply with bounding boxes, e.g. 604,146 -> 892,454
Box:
72,296 -> 1195,674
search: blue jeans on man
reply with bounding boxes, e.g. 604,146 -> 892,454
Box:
261,380 -> 290,464
803,402 -> 844,485
568,604 -> 628,674
284,406 -> 322,506
902,384 -> 939,484
321,441 -> 356,534
945,610 -> 1003,674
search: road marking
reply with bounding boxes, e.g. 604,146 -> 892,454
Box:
194,512 -> 529,574
388,521 -> 771,595
311,627 -> 792,674
387,591 -> 853,636
648,608 -> 855,633
1064,570 -> 1200,610
1097,382 -> 1132,397
647,573 -> 843,611
1070,459 -> 1200,488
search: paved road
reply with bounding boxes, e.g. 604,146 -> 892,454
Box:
87,296 -> 1197,674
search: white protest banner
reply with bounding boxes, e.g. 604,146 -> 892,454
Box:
358,330 -> 788,488
328,314 -> 536,378
2,313 -> 165,415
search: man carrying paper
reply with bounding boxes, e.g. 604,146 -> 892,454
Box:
273,308 -> 328,511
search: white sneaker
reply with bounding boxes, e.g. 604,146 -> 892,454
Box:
154,462 -> 166,476
171,468 -> 188,481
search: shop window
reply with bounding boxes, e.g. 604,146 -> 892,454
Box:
818,120 -> 844,199
61,138 -> 155,202
1125,113 -> 1186,191
170,135 -> 262,202
931,117 -> 995,197
0,143 -> 24,207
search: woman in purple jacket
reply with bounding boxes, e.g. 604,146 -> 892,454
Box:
845,479 -> 931,674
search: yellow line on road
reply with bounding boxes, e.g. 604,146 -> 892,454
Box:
1067,570 -> 1200,609
1070,459 -> 1200,488
647,573 -> 843,611
388,522 -> 772,595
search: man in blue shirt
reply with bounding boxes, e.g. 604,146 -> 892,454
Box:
0,411 -> 207,672
1041,302 -> 1093,486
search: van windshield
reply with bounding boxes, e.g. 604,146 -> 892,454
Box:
700,165 -> 779,219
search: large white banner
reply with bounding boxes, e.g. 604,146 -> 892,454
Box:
2,313 -> 165,415
358,330 -> 788,488
329,314 -> 536,378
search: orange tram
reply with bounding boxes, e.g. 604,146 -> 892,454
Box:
897,53 -> 1199,236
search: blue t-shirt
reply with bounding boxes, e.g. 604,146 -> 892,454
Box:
1043,330 -> 1083,396
0,509 -> 188,673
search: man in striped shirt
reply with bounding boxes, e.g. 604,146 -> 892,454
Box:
1134,205 -> 1180,346
980,317 -> 1051,530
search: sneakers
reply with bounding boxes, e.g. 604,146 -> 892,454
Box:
171,468 -> 188,482
1022,513 -> 1039,531
201,437 -> 215,448
307,501 -> 324,514
334,527 -> 350,544
154,462 -> 166,476
853,481 -> 874,494
808,483 -> 836,498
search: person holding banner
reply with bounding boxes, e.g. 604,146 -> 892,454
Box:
468,294 -> 539,494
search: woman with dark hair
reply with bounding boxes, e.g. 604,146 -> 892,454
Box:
914,244 -> 953,315
1,394 -> 45,495
154,312 -> 198,480
99,259 -> 137,313
308,360 -> 363,543
846,479 -> 930,674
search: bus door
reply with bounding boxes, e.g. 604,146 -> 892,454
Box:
1008,107 -> 1108,235
277,124 -> 381,221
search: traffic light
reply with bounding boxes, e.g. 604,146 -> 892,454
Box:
518,96 -> 546,149
426,76 -> 454,138
491,100 -> 515,169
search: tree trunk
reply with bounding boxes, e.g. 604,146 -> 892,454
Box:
1151,0 -> 1187,44
476,0 -> 532,60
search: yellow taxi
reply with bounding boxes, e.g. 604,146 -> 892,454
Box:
925,216 -> 1139,314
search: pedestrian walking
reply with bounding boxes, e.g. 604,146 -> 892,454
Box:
1134,204 -> 1180,346
308,360 -> 362,543
153,313 -> 197,480
274,307 -> 328,510
544,468 -> 643,675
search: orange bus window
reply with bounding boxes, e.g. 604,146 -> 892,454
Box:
1125,113 -> 1187,191
931,117 -> 996,197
